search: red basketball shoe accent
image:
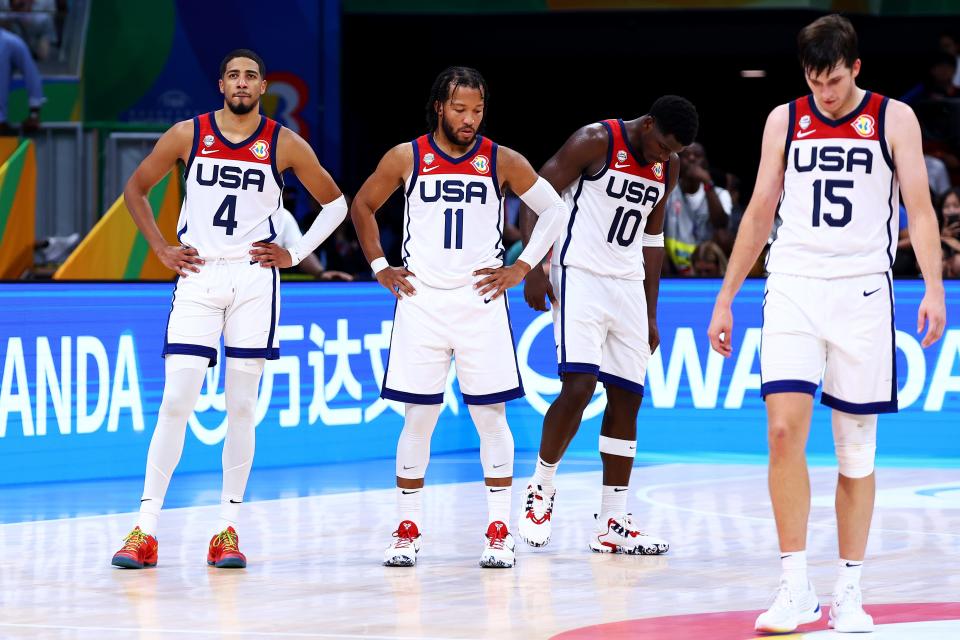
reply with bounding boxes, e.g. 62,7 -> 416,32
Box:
207,526 -> 247,569
111,526 -> 158,569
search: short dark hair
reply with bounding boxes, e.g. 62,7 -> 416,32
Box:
219,49 -> 266,79
797,14 -> 859,76
649,95 -> 698,146
425,66 -> 488,133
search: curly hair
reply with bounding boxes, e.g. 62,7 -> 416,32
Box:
425,66 -> 488,133
649,95 -> 699,146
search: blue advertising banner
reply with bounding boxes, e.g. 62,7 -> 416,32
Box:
0,280 -> 957,486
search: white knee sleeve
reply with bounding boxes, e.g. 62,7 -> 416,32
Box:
469,403 -> 514,478
832,411 -> 877,479
599,435 -> 637,458
396,403 -> 442,479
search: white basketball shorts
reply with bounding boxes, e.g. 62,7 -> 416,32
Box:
550,265 -> 650,396
381,276 -> 524,405
162,258 -> 280,366
761,271 -> 897,414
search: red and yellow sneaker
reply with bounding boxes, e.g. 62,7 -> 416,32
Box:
207,526 -> 247,568
111,526 -> 158,569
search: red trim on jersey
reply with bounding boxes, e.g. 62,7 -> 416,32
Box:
790,92 -> 885,142
603,118 -> 667,183
195,113 -> 279,164
414,134 -> 497,178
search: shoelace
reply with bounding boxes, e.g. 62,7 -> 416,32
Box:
766,583 -> 795,611
525,486 -> 553,523
392,528 -> 416,548
120,529 -> 150,553
487,532 -> 507,550
215,529 -> 240,553
834,584 -> 860,610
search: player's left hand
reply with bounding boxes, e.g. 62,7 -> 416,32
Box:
250,242 -> 293,269
648,319 -> 660,354
474,261 -> 532,300
917,288 -> 946,348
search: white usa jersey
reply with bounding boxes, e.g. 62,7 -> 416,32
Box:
403,134 -> 504,289
552,119 -> 669,280
768,91 -> 898,277
177,112 -> 284,259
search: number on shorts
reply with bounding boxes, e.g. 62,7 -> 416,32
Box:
606,206 -> 643,247
443,207 -> 463,249
213,195 -> 238,235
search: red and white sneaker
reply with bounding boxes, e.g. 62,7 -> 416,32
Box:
207,526 -> 247,568
518,483 -> 556,548
384,520 -> 422,567
479,521 -> 515,568
111,526 -> 158,569
589,514 -> 669,555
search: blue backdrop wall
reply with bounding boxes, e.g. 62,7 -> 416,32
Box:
0,280 -> 957,486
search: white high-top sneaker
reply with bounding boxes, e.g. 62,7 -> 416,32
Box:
754,580 -> 822,633
829,582 -> 874,632
479,521 -> 515,568
589,514 -> 669,555
383,520 -> 422,567
518,483 -> 556,548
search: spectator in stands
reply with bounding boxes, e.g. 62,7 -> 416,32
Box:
1,0 -> 58,62
939,188 -> 960,274
690,240 -> 727,277
0,26 -> 42,134
274,205 -> 353,281
893,204 -> 918,277
664,142 -> 732,274
939,31 -> 960,88
502,191 -> 524,264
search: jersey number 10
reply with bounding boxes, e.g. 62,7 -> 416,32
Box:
606,206 -> 643,247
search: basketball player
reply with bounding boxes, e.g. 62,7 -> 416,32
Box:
517,97 -> 698,554
111,50 -> 347,569
351,66 -> 568,568
707,16 -> 945,633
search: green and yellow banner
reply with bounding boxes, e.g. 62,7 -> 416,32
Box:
54,171 -> 182,280
0,139 -> 37,280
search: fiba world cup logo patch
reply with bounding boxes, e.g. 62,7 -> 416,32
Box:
471,154 -> 490,174
424,152 -> 435,165
617,150 -> 628,163
249,139 -> 270,160
203,134 -> 215,148
652,162 -> 663,179
851,114 -> 875,138
799,115 -> 812,130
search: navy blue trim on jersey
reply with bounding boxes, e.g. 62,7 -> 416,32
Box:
784,100 -> 796,165
877,97 -> 895,171
490,142 -> 502,200
261,214 -> 278,244
401,196 -> 412,268
209,112 -> 267,150
427,133 -> 482,164
885,271 -> 898,407
163,343 -> 218,367
885,171 -> 896,269
380,299 -> 399,391
225,346 -> 279,359
807,91 -> 871,128
381,388 -> 444,405
405,139 -> 420,197
618,119 -> 649,167
761,379 -> 818,398
599,371 -> 644,397
559,266 -> 569,362
503,295 -> 524,395
162,276 -> 180,360
821,393 -> 897,415
462,386 -> 524,405
759,287 -> 768,385
265,266 -> 279,357
269,122 -> 283,186
177,221 -> 188,243
558,178 -> 587,265
185,116 -> 201,177
559,362 -> 601,377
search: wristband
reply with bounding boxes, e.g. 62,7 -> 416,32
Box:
703,181 -> 714,192
371,257 -> 390,274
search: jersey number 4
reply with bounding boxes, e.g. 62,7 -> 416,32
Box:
213,195 -> 238,235
812,179 -> 853,227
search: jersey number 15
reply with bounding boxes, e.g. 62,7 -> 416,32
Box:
812,179 -> 853,228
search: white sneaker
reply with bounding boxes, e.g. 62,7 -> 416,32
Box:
754,580 -> 822,633
479,521 -> 515,568
518,483 -> 556,548
383,520 -> 421,567
829,583 -> 874,632
589,514 -> 669,555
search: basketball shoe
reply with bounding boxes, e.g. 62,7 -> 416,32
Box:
829,583 -> 874,632
479,521 -> 515,568
755,580 -> 822,633
207,526 -> 247,568
589,514 -> 669,555
111,526 -> 158,569
518,483 -> 555,547
384,520 -> 422,567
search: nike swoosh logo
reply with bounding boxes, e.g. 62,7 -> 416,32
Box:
422,165 -> 439,173
140,498 -> 150,503
614,162 -> 631,169
493,463 -> 507,468
863,288 -> 881,297
780,554 -> 792,559
484,298 -> 492,304
796,130 -> 817,138
614,488 -> 628,492
229,499 -> 242,504
200,148 -> 220,155
401,490 -> 420,495
845,562 -> 862,568
403,465 -> 416,470
628,446 -> 636,450
490,488 -> 508,492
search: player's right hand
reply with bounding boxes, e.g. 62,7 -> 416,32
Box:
523,266 -> 556,312
157,245 -> 203,277
707,302 -> 733,357
376,266 -> 416,300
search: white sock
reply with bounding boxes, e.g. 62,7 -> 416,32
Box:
137,499 -> 160,536
217,498 -> 241,535
531,456 -> 558,491
218,359 -> 264,537
836,558 -> 863,590
600,485 -> 629,523
397,487 -> 423,527
487,485 -> 511,525
780,550 -> 808,592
